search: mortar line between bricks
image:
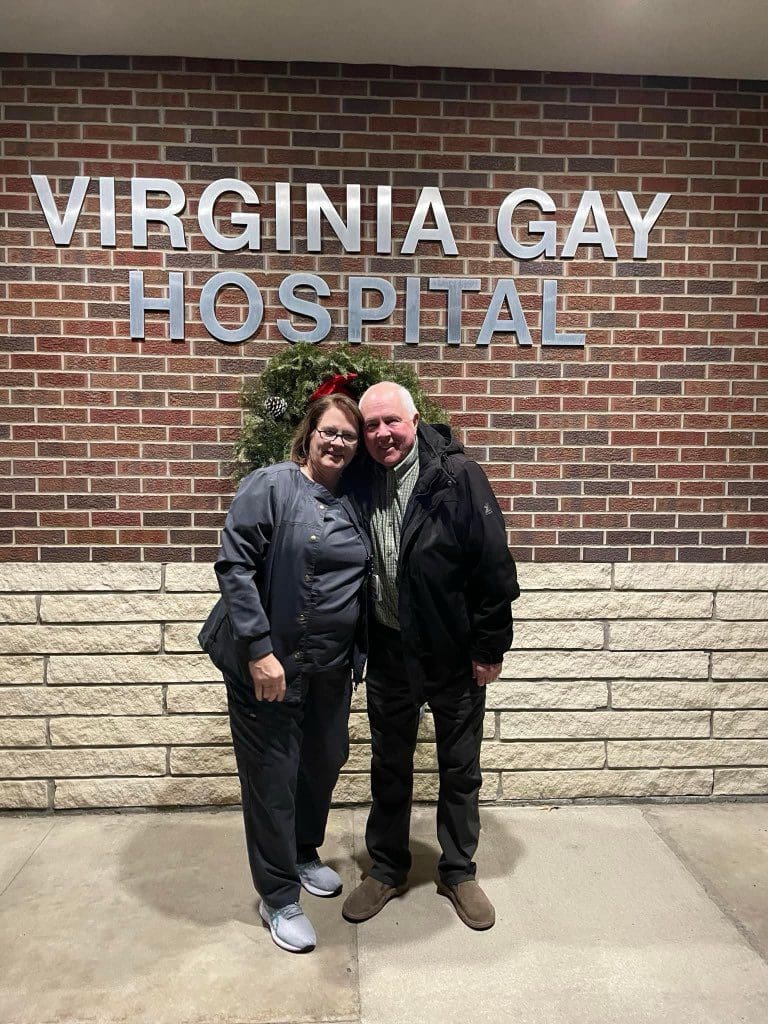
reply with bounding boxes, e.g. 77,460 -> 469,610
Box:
257,1019 -> 360,1024
239,1018 -> 360,1024
640,808 -> 768,969
0,821 -> 56,900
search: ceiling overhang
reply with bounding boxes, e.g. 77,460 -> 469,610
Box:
1,0 -> 767,80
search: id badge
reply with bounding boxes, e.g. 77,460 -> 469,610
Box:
370,573 -> 382,602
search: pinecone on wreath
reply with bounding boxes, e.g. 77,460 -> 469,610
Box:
263,395 -> 288,420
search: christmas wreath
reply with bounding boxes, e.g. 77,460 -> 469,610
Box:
233,343 -> 447,479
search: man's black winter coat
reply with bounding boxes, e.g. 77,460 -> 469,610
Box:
359,421 -> 520,691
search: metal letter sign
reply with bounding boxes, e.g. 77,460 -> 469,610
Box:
30,176 -> 671,348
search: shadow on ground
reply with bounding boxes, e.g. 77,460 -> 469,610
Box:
118,810 -> 258,929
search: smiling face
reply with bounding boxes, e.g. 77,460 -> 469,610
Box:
305,406 -> 360,481
360,384 -> 419,468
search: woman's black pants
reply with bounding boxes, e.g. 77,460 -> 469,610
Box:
225,667 -> 352,909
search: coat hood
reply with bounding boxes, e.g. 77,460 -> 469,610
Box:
417,420 -> 464,457
416,421 -> 464,486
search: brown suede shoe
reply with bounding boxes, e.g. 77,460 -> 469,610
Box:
342,875 -> 408,922
436,879 -> 495,930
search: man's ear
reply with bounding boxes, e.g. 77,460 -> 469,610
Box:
413,411 -> 420,427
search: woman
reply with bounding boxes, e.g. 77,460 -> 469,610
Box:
199,393 -> 370,954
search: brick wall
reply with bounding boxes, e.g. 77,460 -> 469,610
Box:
1,54 -> 767,564
1,562 -> 767,810
1,55 -> 767,807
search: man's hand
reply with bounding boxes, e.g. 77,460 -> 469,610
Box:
472,661 -> 502,687
249,653 -> 286,702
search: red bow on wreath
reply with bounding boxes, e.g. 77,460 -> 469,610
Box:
309,372 -> 358,402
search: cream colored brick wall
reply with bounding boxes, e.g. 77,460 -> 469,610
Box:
0,562 -> 767,811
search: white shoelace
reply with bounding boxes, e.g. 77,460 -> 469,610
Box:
297,858 -> 322,871
277,902 -> 304,921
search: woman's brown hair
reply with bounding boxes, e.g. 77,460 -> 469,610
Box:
289,393 -> 363,465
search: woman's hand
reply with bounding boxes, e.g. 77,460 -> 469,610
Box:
249,653 -> 286,702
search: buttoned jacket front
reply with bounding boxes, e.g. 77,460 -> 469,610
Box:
199,461 -> 371,704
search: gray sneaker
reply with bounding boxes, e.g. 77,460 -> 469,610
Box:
297,858 -> 343,897
258,899 -> 316,953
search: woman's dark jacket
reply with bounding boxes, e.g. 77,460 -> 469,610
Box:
358,422 -> 520,690
198,461 -> 371,704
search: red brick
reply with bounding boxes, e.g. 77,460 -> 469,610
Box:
0,59 -> 764,562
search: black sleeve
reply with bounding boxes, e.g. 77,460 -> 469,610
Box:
460,459 -> 520,664
214,469 -> 277,661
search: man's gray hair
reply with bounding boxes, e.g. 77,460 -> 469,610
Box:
360,381 -> 418,418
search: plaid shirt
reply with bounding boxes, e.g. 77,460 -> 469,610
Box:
369,438 -> 420,630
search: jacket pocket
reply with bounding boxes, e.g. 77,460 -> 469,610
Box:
198,597 -> 249,684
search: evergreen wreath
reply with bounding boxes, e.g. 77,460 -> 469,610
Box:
233,343 -> 447,479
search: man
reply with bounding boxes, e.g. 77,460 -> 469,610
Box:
342,382 -> 519,930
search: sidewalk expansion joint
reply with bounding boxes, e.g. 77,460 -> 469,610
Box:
0,820 -> 56,900
640,807 -> 768,968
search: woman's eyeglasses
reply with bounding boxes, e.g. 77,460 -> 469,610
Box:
314,428 -> 359,446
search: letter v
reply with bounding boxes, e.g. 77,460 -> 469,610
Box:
32,174 -> 90,244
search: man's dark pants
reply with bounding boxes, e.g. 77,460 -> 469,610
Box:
225,666 -> 352,909
365,621 -> 486,887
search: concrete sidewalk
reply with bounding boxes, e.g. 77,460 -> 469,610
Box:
1,803 -> 767,1024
